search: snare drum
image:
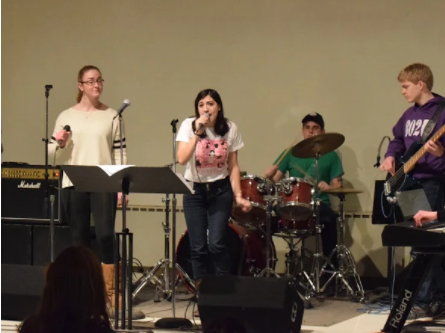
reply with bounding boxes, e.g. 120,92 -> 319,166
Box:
277,177 -> 314,221
277,217 -> 316,235
231,175 -> 275,227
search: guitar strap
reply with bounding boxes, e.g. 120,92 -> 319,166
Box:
420,101 -> 445,144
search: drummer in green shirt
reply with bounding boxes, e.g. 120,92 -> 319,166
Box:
265,113 -> 344,267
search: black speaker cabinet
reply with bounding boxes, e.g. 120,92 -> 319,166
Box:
1,264 -> 45,320
198,276 -> 304,333
1,223 -> 33,265
32,225 -> 72,266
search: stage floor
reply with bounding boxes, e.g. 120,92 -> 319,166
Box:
2,285 -> 444,332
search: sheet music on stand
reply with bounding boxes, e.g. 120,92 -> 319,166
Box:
61,165 -> 193,331
63,165 -> 194,194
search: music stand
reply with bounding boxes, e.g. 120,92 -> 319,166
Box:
62,165 -> 193,331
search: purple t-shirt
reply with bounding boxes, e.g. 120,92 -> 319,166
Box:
385,94 -> 445,181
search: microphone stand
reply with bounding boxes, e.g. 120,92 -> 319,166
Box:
41,84 -> 56,262
373,136 -> 391,168
114,112 -> 134,330
154,119 -> 192,329
170,119 -> 179,316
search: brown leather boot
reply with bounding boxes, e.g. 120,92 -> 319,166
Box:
101,263 -> 145,320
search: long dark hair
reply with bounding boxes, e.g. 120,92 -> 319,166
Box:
192,89 -> 230,138
18,246 -> 110,333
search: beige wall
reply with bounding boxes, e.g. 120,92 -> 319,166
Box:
2,0 -> 445,277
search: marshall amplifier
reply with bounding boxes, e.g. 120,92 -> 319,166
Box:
1,164 -> 63,223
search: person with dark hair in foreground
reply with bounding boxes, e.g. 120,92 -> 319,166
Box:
18,246 -> 114,333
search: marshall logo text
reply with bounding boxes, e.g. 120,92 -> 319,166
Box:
17,181 -> 42,189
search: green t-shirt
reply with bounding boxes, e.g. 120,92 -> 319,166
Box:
274,150 -> 344,206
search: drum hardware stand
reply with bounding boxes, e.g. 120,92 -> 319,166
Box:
302,152 -> 337,299
257,183 -> 280,278
132,120 -> 193,329
132,194 -> 193,301
321,193 -> 365,302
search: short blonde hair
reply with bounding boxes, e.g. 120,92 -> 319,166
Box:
397,63 -> 434,91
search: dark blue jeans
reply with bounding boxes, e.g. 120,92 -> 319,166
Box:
411,178 -> 445,305
183,176 -> 234,281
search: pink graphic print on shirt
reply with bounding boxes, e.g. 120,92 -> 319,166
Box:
195,139 -> 228,176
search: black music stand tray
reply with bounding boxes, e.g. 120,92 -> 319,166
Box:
62,165 -> 193,331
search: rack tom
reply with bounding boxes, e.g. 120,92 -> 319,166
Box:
277,177 -> 314,221
232,175 -> 275,227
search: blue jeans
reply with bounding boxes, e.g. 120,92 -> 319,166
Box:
411,178 -> 445,305
183,176 -> 234,281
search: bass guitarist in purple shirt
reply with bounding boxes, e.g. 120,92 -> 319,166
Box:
380,63 -> 445,321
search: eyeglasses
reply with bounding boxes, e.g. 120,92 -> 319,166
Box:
80,79 -> 105,86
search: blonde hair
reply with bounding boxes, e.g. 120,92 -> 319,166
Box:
76,65 -> 101,103
397,63 -> 434,91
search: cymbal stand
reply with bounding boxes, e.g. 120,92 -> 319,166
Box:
257,184 -> 280,278
302,151 -> 337,299
322,193 -> 365,302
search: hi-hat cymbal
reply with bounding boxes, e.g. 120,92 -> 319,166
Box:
291,133 -> 345,158
323,188 -> 363,195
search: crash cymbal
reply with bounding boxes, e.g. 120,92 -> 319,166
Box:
291,133 -> 345,158
323,188 -> 363,195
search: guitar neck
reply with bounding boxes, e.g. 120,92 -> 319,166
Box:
403,124 -> 445,174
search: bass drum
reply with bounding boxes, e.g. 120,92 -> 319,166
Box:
176,220 -> 276,290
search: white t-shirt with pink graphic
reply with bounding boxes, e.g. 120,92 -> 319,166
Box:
176,117 -> 244,183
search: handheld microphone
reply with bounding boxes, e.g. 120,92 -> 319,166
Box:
57,125 -> 71,145
115,99 -> 131,118
194,114 -> 210,135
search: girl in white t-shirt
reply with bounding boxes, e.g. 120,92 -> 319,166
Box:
177,89 -> 251,300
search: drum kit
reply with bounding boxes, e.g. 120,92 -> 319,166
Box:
226,133 -> 364,303
133,132 -> 365,309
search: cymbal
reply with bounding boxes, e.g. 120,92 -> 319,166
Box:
323,188 -> 363,195
291,133 -> 345,158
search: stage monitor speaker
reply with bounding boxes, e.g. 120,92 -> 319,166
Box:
1,264 -> 44,321
198,276 -> 304,333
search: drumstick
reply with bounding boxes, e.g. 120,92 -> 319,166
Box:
271,136 -> 316,184
274,135 -> 300,166
293,164 -> 316,184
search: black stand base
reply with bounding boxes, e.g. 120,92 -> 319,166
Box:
114,231 -> 133,330
155,317 -> 193,329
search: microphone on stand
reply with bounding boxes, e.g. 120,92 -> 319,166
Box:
114,99 -> 131,119
57,125 -> 71,145
374,136 -> 391,167
194,114 -> 210,135
45,85 -> 53,98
